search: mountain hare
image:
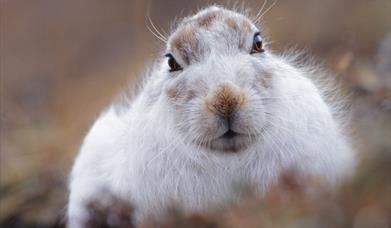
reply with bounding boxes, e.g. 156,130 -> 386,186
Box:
68,5 -> 355,226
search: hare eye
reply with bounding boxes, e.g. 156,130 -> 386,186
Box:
165,54 -> 182,72
251,33 -> 264,54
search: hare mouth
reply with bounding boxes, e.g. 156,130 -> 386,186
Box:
198,130 -> 253,153
220,129 -> 239,139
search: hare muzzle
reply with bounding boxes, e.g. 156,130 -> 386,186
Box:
205,82 -> 246,119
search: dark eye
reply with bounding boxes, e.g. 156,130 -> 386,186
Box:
251,33 -> 264,54
165,54 -> 182,72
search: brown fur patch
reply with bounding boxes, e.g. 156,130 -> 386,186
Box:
165,87 -> 178,99
170,25 -> 198,64
205,84 -> 245,117
240,19 -> 252,33
185,90 -> 196,102
198,11 -> 220,27
226,18 -> 238,30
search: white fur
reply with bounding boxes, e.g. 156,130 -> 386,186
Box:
67,6 -> 355,227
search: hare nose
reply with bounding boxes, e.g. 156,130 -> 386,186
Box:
205,82 -> 245,118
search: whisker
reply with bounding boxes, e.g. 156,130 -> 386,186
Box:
145,6 -> 168,44
254,0 -> 268,22
256,0 -> 279,23
147,15 -> 168,41
146,21 -> 167,43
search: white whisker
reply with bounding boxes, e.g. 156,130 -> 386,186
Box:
256,0 -> 279,23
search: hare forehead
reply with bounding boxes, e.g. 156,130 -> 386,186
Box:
167,7 -> 255,63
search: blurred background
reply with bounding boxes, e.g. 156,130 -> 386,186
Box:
1,0 -> 390,227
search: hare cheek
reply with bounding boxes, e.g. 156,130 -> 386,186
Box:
260,74 -> 273,88
165,76 -> 187,100
165,86 -> 178,99
165,85 -> 195,103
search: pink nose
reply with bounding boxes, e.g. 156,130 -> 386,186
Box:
205,82 -> 245,118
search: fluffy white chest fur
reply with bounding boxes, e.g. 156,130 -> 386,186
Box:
67,6 -> 355,227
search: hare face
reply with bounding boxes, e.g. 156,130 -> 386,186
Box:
160,7 -> 277,152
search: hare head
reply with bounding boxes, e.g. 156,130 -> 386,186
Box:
144,6 -> 286,153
